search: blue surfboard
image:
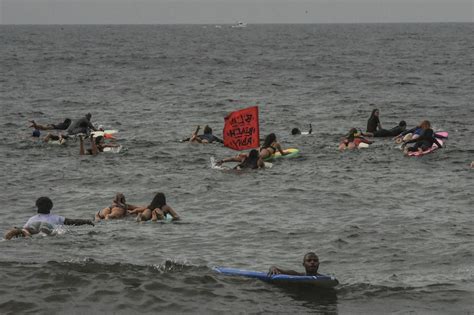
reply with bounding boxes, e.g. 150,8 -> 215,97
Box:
213,267 -> 338,288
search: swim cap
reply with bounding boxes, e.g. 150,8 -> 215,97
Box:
32,129 -> 40,137
36,197 -> 53,214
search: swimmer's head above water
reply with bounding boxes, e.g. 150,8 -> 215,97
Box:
36,197 -> 53,214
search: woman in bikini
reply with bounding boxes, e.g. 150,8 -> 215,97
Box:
95,193 -> 139,221
258,133 -> 288,163
128,192 -> 180,222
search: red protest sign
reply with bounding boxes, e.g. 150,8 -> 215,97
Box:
223,106 -> 259,151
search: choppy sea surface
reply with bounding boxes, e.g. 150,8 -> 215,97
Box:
0,24 -> 473,314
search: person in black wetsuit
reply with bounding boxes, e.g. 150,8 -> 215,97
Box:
402,120 -> 442,155
188,125 -> 223,144
365,121 -> 407,137
67,113 -> 98,135
29,118 -> 72,131
268,252 -> 321,276
216,149 -> 265,169
366,108 -> 382,133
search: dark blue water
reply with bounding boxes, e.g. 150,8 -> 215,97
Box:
0,24 -> 473,314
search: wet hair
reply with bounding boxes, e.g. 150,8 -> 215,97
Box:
346,128 -> 358,142
303,252 -> 318,262
95,136 -> 104,145
36,197 -> 53,214
291,128 -> 301,135
148,192 -> 166,210
370,109 -> 379,118
113,193 -> 127,210
238,149 -> 260,169
32,129 -> 41,138
399,120 -> 407,127
203,125 -> 212,134
64,118 -> 72,126
262,133 -> 277,148
85,113 -> 92,120
420,120 -> 431,129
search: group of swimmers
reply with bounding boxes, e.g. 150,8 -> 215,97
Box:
338,108 -> 446,155
4,193 -> 180,240
30,113 -> 120,155
4,195 -> 320,277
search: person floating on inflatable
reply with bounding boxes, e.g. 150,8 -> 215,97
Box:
4,197 -> 94,240
268,252 -> 322,276
259,133 -> 289,163
339,128 -> 373,151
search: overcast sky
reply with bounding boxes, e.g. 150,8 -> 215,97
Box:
1,0 -> 473,24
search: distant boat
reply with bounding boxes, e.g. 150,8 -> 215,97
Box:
232,21 -> 247,28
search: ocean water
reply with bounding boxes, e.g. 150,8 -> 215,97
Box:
0,23 -> 473,314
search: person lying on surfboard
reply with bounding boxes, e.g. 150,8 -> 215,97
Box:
339,128 -> 373,151
259,133 -> 289,163
401,120 -> 443,155
128,192 -> 180,222
268,252 -> 320,276
95,193 -> 141,221
291,124 -> 312,135
29,118 -> 72,131
393,122 -> 424,143
4,197 -> 94,240
216,149 -> 265,170
364,121 -> 407,137
67,113 -> 98,136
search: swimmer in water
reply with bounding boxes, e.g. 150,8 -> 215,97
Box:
79,134 -> 119,155
128,192 -> 180,222
188,125 -> 223,144
66,113 -> 98,136
365,121 -> 407,137
366,108 -> 382,133
29,118 -> 72,131
259,133 -> 289,163
291,124 -> 312,135
268,252 -> 326,277
4,197 -> 94,240
95,193 -> 141,221
401,120 -> 443,155
339,128 -> 373,151
216,149 -> 265,170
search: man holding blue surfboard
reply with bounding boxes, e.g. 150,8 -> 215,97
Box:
268,252 -> 320,276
